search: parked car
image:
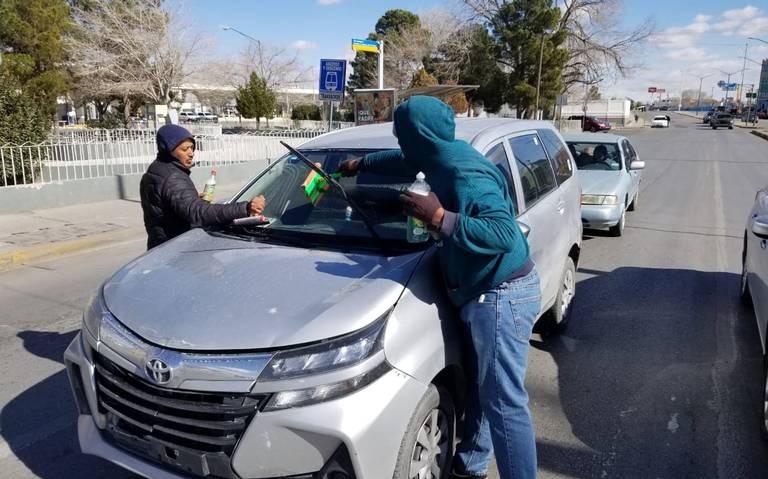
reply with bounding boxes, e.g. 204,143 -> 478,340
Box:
178,110 -> 199,122
740,189 -> 768,435
200,112 -> 219,123
710,113 -> 734,129
64,119 -> 582,479
567,115 -> 612,132
758,110 -> 768,120
564,132 -> 645,236
651,115 -> 670,128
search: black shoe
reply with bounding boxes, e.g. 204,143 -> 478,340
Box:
449,471 -> 488,479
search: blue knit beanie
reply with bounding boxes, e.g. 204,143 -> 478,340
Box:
156,124 -> 195,157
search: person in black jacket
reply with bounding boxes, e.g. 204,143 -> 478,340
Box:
140,124 -> 265,249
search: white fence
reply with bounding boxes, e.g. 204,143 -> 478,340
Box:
1,132 -> 319,188
219,118 -> 355,131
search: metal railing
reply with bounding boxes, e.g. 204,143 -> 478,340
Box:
1,133 -> 310,188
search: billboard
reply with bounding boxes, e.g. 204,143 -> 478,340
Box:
648,87 -> 657,93
354,89 -> 396,126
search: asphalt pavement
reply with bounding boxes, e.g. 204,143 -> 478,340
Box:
1,113 -> 768,478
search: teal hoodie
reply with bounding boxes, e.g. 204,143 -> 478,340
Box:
361,96 -> 530,306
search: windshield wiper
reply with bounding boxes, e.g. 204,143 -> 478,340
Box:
279,141 -> 389,253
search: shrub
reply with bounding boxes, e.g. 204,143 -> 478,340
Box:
291,104 -> 322,121
0,71 -> 48,185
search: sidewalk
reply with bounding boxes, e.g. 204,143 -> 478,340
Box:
0,184 -> 243,271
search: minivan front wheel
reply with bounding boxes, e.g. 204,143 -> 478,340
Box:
393,384 -> 455,479
609,204 -> 626,236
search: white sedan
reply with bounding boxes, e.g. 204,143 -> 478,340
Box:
650,115 -> 670,128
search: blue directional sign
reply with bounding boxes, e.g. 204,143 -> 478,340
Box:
319,59 -> 346,102
721,82 -> 737,91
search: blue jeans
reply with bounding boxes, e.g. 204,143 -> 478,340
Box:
454,268 -> 541,479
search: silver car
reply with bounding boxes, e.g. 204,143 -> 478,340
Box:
564,133 -> 645,236
741,190 -> 768,434
64,119 -> 582,479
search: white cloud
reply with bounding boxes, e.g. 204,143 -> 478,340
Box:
317,0 -> 341,5
292,40 -> 317,50
664,47 -> 708,61
650,15 -> 711,47
722,5 -> 759,21
711,5 -> 767,36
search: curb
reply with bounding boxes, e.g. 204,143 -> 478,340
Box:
0,226 -> 145,272
752,130 -> 768,142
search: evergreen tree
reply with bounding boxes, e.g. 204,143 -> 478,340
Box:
490,0 -> 568,118
0,0 -> 71,119
236,72 -> 276,126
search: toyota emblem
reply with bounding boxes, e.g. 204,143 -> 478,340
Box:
145,358 -> 171,385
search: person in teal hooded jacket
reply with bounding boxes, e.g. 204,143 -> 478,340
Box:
340,96 -> 541,479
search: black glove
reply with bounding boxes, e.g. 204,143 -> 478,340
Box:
400,191 -> 444,228
338,159 -> 361,177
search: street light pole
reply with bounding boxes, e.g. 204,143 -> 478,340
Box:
718,70 -> 739,109
221,25 -> 261,47
691,73 -> 715,116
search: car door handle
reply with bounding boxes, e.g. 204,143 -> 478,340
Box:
556,200 -> 566,214
517,221 -> 531,238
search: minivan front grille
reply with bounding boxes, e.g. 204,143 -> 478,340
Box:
94,353 -> 269,478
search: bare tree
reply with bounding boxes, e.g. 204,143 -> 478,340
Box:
559,0 -> 654,91
419,8 -> 476,82
235,42 -> 312,89
457,0 -> 654,92
67,0 -> 207,122
383,23 -> 434,90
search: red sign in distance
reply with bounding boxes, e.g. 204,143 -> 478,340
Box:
648,87 -> 657,93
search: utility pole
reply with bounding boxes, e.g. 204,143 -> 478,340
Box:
739,41 -> 749,110
689,72 -> 714,117
535,31 -> 546,119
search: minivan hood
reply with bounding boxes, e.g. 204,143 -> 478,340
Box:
103,229 -> 420,351
579,170 -> 623,195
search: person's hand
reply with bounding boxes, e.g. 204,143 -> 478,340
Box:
400,191 -> 444,229
249,195 -> 266,216
338,158 -> 361,177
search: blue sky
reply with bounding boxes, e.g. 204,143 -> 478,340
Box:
183,0 -> 768,102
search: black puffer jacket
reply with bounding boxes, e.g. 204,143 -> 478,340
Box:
140,160 -> 249,249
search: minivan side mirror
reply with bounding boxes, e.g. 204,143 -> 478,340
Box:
630,160 -> 646,170
752,216 -> 768,239
517,221 -> 531,238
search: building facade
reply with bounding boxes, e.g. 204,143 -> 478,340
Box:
758,59 -> 768,112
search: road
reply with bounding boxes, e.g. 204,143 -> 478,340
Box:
1,113 -> 767,478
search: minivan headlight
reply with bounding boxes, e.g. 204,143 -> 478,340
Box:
581,194 -> 618,205
83,286 -> 108,340
258,315 -> 388,382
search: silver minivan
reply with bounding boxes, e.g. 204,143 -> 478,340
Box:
64,119 -> 582,479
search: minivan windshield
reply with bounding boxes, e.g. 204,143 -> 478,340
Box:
567,142 -> 622,171
224,149 -> 427,253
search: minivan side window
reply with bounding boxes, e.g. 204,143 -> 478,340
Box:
538,129 -> 573,184
484,142 -> 518,214
509,134 -> 557,207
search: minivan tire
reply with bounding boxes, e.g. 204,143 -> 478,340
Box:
628,190 -> 639,211
393,384 -> 455,479
609,204 -> 626,236
742,243 -> 752,305
540,256 -> 576,334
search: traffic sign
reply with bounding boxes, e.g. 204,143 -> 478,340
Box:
319,59 -> 346,102
657,88 -> 666,93
648,87 -> 657,93
721,83 -> 737,91
352,38 -> 379,53
747,92 -> 757,99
